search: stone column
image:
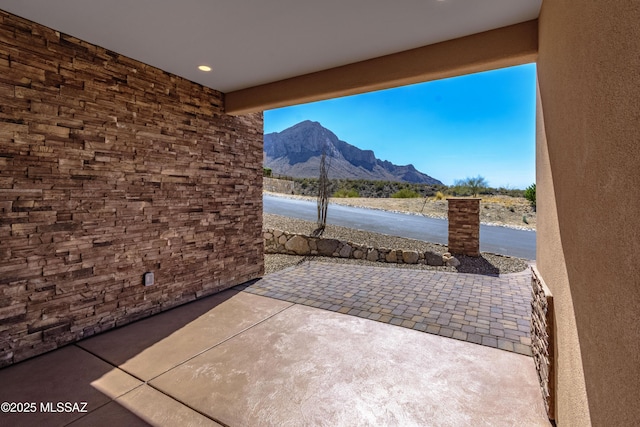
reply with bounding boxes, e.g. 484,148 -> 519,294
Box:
447,198 -> 480,257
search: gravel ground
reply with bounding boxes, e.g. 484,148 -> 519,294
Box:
264,213 -> 529,275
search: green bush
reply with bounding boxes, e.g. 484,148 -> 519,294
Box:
289,178 -> 443,198
262,167 -> 272,177
453,176 -> 488,197
524,183 -> 536,209
391,188 -> 421,198
333,188 -> 359,198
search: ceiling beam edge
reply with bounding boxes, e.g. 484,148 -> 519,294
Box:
224,19 -> 538,115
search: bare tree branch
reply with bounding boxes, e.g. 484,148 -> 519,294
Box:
312,141 -> 332,237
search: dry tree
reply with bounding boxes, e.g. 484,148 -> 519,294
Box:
312,141 -> 332,237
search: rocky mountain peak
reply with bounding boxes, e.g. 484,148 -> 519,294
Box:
264,121 -> 442,185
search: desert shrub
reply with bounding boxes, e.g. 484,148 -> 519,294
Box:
434,191 -> 445,200
288,178 -> 441,198
496,186 -> 525,198
333,188 -> 359,198
524,183 -> 536,209
263,167 -> 272,177
449,186 -> 469,197
453,176 -> 488,197
501,199 -> 516,212
391,188 -> 421,198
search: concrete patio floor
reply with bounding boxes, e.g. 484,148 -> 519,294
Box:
0,276 -> 550,426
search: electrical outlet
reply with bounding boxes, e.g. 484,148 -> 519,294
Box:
143,272 -> 154,286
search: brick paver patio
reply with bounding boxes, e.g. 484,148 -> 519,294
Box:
237,261 -> 533,355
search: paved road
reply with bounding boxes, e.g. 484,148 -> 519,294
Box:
263,194 -> 536,259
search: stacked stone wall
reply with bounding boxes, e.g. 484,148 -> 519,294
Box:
0,11 -> 264,366
531,266 -> 555,420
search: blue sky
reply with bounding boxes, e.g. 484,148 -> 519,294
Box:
264,63 -> 537,190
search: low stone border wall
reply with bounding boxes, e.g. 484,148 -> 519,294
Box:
263,177 -> 294,194
264,228 -> 461,267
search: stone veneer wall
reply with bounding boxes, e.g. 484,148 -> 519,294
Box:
264,228 -> 460,266
447,198 -> 480,257
0,11 -> 263,366
530,266 -> 555,420
263,177 -> 294,194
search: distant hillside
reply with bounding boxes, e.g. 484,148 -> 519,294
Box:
264,120 -> 442,185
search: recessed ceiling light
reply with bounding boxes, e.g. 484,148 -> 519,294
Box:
198,65 -> 212,72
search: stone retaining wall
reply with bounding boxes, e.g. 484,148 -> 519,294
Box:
531,266 -> 555,421
263,177 -> 294,194
264,229 -> 463,267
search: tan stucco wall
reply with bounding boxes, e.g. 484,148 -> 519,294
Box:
537,1 -> 640,425
536,82 -> 591,424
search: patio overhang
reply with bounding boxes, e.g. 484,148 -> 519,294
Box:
225,20 -> 538,115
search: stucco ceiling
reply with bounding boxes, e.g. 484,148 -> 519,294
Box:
0,0 -> 541,93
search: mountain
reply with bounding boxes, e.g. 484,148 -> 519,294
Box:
264,121 -> 442,185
